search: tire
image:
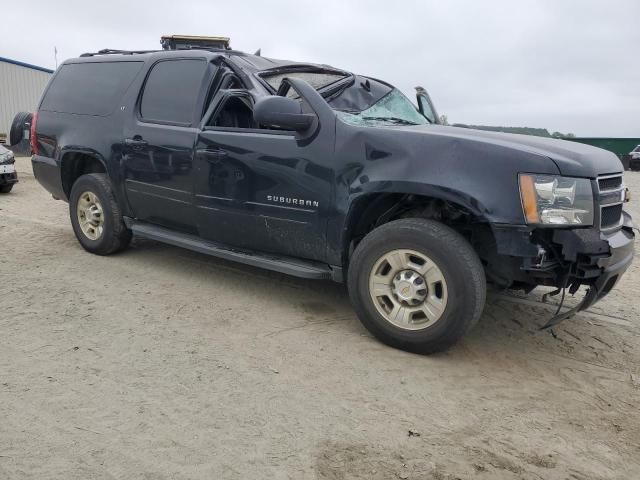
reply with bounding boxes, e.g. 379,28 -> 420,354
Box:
0,184 -> 13,194
9,112 -> 32,146
348,218 -> 486,354
69,173 -> 131,255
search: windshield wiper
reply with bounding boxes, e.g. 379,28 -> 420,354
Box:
361,116 -> 419,125
321,75 -> 356,101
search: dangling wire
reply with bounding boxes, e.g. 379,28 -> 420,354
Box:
549,274 -> 570,337
554,286 -> 566,316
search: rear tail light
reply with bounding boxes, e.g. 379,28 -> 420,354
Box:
30,112 -> 39,155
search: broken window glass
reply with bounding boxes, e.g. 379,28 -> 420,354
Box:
261,71 -> 347,98
336,89 -> 429,127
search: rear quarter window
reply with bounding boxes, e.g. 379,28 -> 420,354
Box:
40,61 -> 143,116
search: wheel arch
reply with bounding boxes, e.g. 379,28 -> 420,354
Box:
60,150 -> 108,198
340,185 -> 496,270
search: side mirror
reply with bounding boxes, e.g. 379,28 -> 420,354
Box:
254,96 -> 316,132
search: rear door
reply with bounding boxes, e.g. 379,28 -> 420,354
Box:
122,58 -> 213,234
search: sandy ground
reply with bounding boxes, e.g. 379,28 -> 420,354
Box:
1,157 -> 639,480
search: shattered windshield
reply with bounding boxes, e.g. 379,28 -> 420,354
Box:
335,89 -> 429,126
259,68 -> 428,126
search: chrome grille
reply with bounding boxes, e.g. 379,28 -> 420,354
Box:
598,175 -> 623,192
596,174 -> 624,231
601,204 -> 623,229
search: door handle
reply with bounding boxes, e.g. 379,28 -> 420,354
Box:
199,148 -> 228,161
124,137 -> 148,147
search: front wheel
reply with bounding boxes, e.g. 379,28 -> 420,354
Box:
69,173 -> 131,255
348,218 -> 486,354
0,184 -> 14,194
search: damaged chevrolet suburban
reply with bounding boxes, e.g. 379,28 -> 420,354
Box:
19,36 -> 635,353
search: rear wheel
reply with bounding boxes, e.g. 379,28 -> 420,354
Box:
0,184 -> 13,194
69,173 -> 131,255
348,218 -> 486,354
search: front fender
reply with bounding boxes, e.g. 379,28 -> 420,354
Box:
352,181 -> 492,221
335,123 -> 561,225
327,123 -> 561,265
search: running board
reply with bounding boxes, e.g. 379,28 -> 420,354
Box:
127,220 -> 333,280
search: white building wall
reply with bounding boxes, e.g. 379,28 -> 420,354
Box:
0,60 -> 52,144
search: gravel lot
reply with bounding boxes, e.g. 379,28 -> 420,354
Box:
1,157 -> 639,480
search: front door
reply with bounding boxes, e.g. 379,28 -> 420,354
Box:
122,58 -> 212,234
194,91 -> 334,262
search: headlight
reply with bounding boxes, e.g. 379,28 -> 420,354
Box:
0,151 -> 15,165
519,174 -> 594,226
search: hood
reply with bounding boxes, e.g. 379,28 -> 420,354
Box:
400,125 -> 623,178
0,144 -> 14,164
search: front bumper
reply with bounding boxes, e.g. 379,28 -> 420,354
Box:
540,213 -> 635,328
0,163 -> 18,186
490,211 -> 635,327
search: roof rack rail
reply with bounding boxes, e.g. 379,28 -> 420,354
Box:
79,49 -> 158,57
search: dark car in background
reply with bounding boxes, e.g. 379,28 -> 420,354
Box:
12,36 -> 636,354
630,145 -> 640,171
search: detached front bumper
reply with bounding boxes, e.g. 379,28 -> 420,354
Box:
540,213 -> 635,327
491,211 -> 635,327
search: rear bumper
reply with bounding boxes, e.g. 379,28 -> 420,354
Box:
32,155 -> 66,200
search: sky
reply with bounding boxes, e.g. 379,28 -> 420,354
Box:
3,0 -> 639,137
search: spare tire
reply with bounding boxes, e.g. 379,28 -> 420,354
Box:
9,112 -> 32,146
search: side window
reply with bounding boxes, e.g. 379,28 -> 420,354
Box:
41,62 -> 143,116
208,94 -> 257,129
202,71 -> 242,117
140,59 -> 207,125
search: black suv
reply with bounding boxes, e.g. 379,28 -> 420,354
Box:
19,39 -> 635,353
